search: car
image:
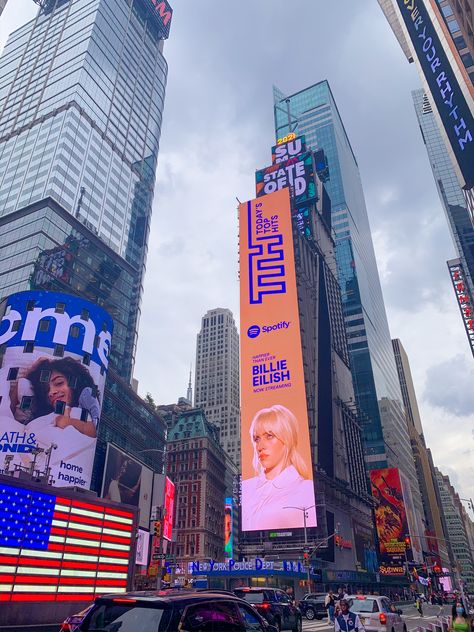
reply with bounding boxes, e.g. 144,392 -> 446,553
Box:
74,589 -> 278,631
346,595 -> 407,632
298,593 -> 328,620
234,587 -> 302,632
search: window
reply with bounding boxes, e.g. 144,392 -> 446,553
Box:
180,601 -> 242,632
53,344 -> 65,357
55,302 -> 66,314
7,367 -> 19,380
237,604 -> 265,630
23,342 -> 34,353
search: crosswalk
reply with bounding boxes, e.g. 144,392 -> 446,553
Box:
302,619 -> 332,632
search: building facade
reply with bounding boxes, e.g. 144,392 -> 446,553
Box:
273,82 -> 423,522
0,0 -> 170,382
434,468 -> 474,592
392,339 -> 450,567
194,308 -> 240,465
167,408 -> 227,571
0,0 -> 7,17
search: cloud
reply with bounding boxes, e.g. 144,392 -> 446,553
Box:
424,355 -> 474,416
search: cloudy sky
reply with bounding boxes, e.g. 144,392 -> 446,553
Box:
2,1 -> 473,506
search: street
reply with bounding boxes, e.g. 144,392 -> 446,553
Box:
302,603 -> 452,632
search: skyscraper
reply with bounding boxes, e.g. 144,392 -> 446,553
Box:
0,0 -> 8,17
194,308 -> 240,465
273,83 -> 420,499
0,0 -> 171,382
392,338 -> 450,567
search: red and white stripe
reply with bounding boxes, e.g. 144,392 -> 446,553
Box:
0,496 -> 134,602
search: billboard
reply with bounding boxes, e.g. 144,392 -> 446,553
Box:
399,471 -> 424,564
101,444 -> 153,529
162,476 -> 175,541
353,520 -> 379,573
136,528 -> 150,566
256,152 -> 317,207
0,290 -> 112,490
0,478 -> 135,602
370,468 -> 409,576
448,259 -> 474,357
224,496 -> 233,559
272,135 -> 307,164
394,0 -> 474,188
239,189 -> 316,532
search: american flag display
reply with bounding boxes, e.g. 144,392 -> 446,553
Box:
0,481 -> 135,602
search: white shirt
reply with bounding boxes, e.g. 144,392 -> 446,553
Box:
241,465 -> 316,530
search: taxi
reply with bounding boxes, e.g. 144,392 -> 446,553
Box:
346,595 -> 406,632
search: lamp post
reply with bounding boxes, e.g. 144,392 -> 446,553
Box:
283,505 -> 315,590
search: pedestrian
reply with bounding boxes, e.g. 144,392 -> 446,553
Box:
326,590 -> 336,624
449,602 -> 470,632
334,599 -> 366,632
415,595 -> 424,617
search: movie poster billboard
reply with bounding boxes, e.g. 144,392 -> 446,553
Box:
239,189 -> 316,532
224,496 -> 233,558
162,476 -> 175,541
255,152 -> 317,207
353,520 -> 379,573
0,290 -> 113,490
370,468 -> 409,576
101,443 -> 153,528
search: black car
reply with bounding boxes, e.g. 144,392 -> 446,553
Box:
233,587 -> 302,632
298,593 -> 327,620
74,589 -> 279,631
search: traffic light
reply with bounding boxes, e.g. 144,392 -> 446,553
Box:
433,564 -> 442,574
404,536 -> 411,547
154,521 -> 161,538
303,551 -> 309,562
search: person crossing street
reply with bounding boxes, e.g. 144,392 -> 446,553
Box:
334,599 -> 366,632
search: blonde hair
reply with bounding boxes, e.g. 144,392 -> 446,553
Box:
249,404 -> 311,479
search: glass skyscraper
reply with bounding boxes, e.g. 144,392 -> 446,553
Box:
273,82 -> 423,516
413,88 -> 474,298
0,0 -> 169,381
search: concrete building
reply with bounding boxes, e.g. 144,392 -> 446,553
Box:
194,308 -> 240,465
167,408 -> 227,571
435,468 -> 474,592
392,339 -> 450,567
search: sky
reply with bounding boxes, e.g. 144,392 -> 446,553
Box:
1,1 -> 473,508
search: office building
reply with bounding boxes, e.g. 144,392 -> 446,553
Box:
239,127 -> 376,586
0,0 -> 171,382
392,339 -> 450,567
167,408 -> 227,569
435,468 -> 474,591
194,308 -> 240,465
378,0 -> 473,192
273,83 -> 423,522
0,0 -> 8,17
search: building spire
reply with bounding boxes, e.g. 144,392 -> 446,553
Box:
187,364 -> 193,405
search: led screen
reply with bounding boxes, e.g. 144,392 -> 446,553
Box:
256,152 -> 316,207
239,189 -> 316,532
162,477 -> 175,541
224,497 -> 233,559
0,290 -> 113,490
0,480 -> 134,602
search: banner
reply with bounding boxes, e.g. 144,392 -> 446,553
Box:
239,189 -> 316,532
370,468 -> 409,576
224,496 -> 233,558
162,476 -> 175,541
0,290 -> 112,490
101,443 -> 153,528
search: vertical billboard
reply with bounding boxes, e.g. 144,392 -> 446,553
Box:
370,468 -> 410,576
353,520 -> 379,573
0,290 -> 112,490
162,476 -> 175,541
239,188 -> 316,532
256,152 -> 317,207
224,496 -> 233,559
448,259 -> 474,357
101,443 -> 153,529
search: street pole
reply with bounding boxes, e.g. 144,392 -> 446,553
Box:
283,505 -> 315,592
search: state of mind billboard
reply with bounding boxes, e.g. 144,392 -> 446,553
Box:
239,188 -> 316,532
0,290 -> 113,490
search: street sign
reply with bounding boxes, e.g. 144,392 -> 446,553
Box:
152,553 -> 167,561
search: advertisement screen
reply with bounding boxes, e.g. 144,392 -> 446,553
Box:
224,496 -> 233,558
136,528 -> 150,566
448,260 -> 474,357
0,290 -> 112,490
256,152 -> 317,207
162,476 -> 175,541
400,471 -> 423,563
272,135 -> 306,164
353,520 -> 379,573
239,189 -> 316,532
0,478 -> 135,602
370,468 -> 409,576
395,0 -> 474,187
101,444 -> 153,529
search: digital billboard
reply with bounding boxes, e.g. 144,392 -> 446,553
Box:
135,528 -> 150,566
272,135 -> 307,164
256,152 -> 317,207
101,444 -> 153,529
162,476 -> 175,541
0,478 -> 135,602
239,189 -> 316,532
224,496 -> 233,559
0,290 -> 113,491
395,0 -> 474,188
353,520 -> 379,573
448,259 -> 474,357
370,468 -> 409,576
